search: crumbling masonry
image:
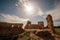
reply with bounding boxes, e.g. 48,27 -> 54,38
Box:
25,14 -> 55,33
0,14 -> 55,37
46,14 -> 55,33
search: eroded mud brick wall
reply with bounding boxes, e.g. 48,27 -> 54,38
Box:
38,21 -> 44,29
25,21 -> 31,29
0,23 -> 25,36
46,14 -> 55,33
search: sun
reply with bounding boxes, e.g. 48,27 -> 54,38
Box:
24,4 -> 34,15
25,5 -> 33,12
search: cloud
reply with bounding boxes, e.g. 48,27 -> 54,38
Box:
47,3 -> 60,20
45,2 -> 60,26
17,0 -> 60,26
0,14 -> 29,23
54,21 -> 60,26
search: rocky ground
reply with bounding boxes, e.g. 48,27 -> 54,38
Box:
0,31 -> 60,40
17,31 -> 60,40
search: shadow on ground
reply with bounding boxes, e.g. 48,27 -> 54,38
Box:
36,31 -> 55,40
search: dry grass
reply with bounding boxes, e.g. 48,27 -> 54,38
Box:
55,28 -> 60,35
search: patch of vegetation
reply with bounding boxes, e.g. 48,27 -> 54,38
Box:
32,30 -> 36,34
24,31 -> 30,36
55,28 -> 60,35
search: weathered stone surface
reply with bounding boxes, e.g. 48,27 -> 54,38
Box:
38,21 -> 44,29
25,21 -> 31,29
25,21 -> 44,29
46,14 -> 55,33
0,22 -> 25,37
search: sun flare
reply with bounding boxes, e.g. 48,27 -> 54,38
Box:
24,4 -> 34,15
25,5 -> 33,12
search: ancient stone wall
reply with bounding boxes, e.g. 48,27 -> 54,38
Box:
0,23 -> 25,37
25,21 -> 44,29
38,21 -> 44,29
25,21 -> 31,29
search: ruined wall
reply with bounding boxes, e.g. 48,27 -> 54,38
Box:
46,14 -> 55,33
25,21 -> 44,29
38,21 -> 44,29
25,21 -> 31,29
0,22 -> 25,37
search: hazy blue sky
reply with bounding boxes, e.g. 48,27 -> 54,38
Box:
0,0 -> 60,26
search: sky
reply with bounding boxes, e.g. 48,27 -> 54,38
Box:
0,0 -> 60,26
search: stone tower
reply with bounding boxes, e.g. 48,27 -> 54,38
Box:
38,21 -> 44,29
46,14 -> 55,33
